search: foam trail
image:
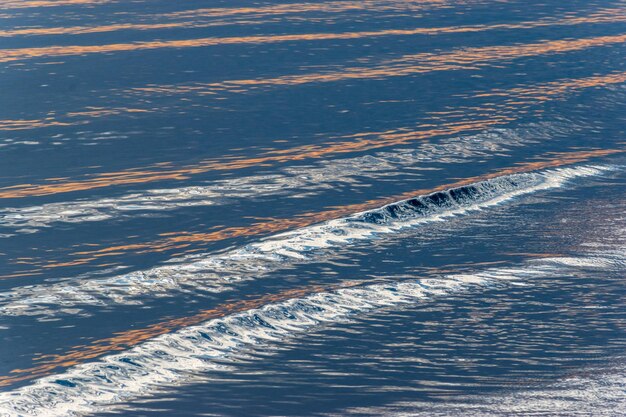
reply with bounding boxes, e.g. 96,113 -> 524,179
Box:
1,249 -> 624,416
238,166 -> 607,258
0,124 -> 550,233
0,279 -> 480,416
0,164 -> 614,318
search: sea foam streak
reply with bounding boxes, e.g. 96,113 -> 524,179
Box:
0,124 -> 547,233
0,164 -> 614,318
0,279 -> 482,416
1,250 -> 623,416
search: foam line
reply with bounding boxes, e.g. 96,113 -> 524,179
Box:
0,277 -> 531,415
0,123 -> 550,233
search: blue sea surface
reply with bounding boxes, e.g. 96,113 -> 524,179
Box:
0,0 -> 625,415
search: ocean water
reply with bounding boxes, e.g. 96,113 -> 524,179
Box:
0,0 -> 625,415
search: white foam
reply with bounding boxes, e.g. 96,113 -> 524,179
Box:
0,273 -> 510,416
0,124 -> 551,232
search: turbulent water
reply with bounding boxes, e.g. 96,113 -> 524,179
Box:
0,0 -> 625,416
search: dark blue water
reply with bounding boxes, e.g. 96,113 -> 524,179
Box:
0,0 -> 625,415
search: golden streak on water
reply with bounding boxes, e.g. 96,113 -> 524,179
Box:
0,0 -> 112,10
0,108 -> 153,131
0,5 -> 622,38
0,0 -> 450,12
0,11 -> 624,63
0,0 -> 459,35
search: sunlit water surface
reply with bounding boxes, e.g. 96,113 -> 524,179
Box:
0,0 -> 625,415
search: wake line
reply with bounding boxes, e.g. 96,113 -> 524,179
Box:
0,278 -> 495,415
1,249 -> 624,415
0,164 -> 615,319
0,123 -> 555,233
